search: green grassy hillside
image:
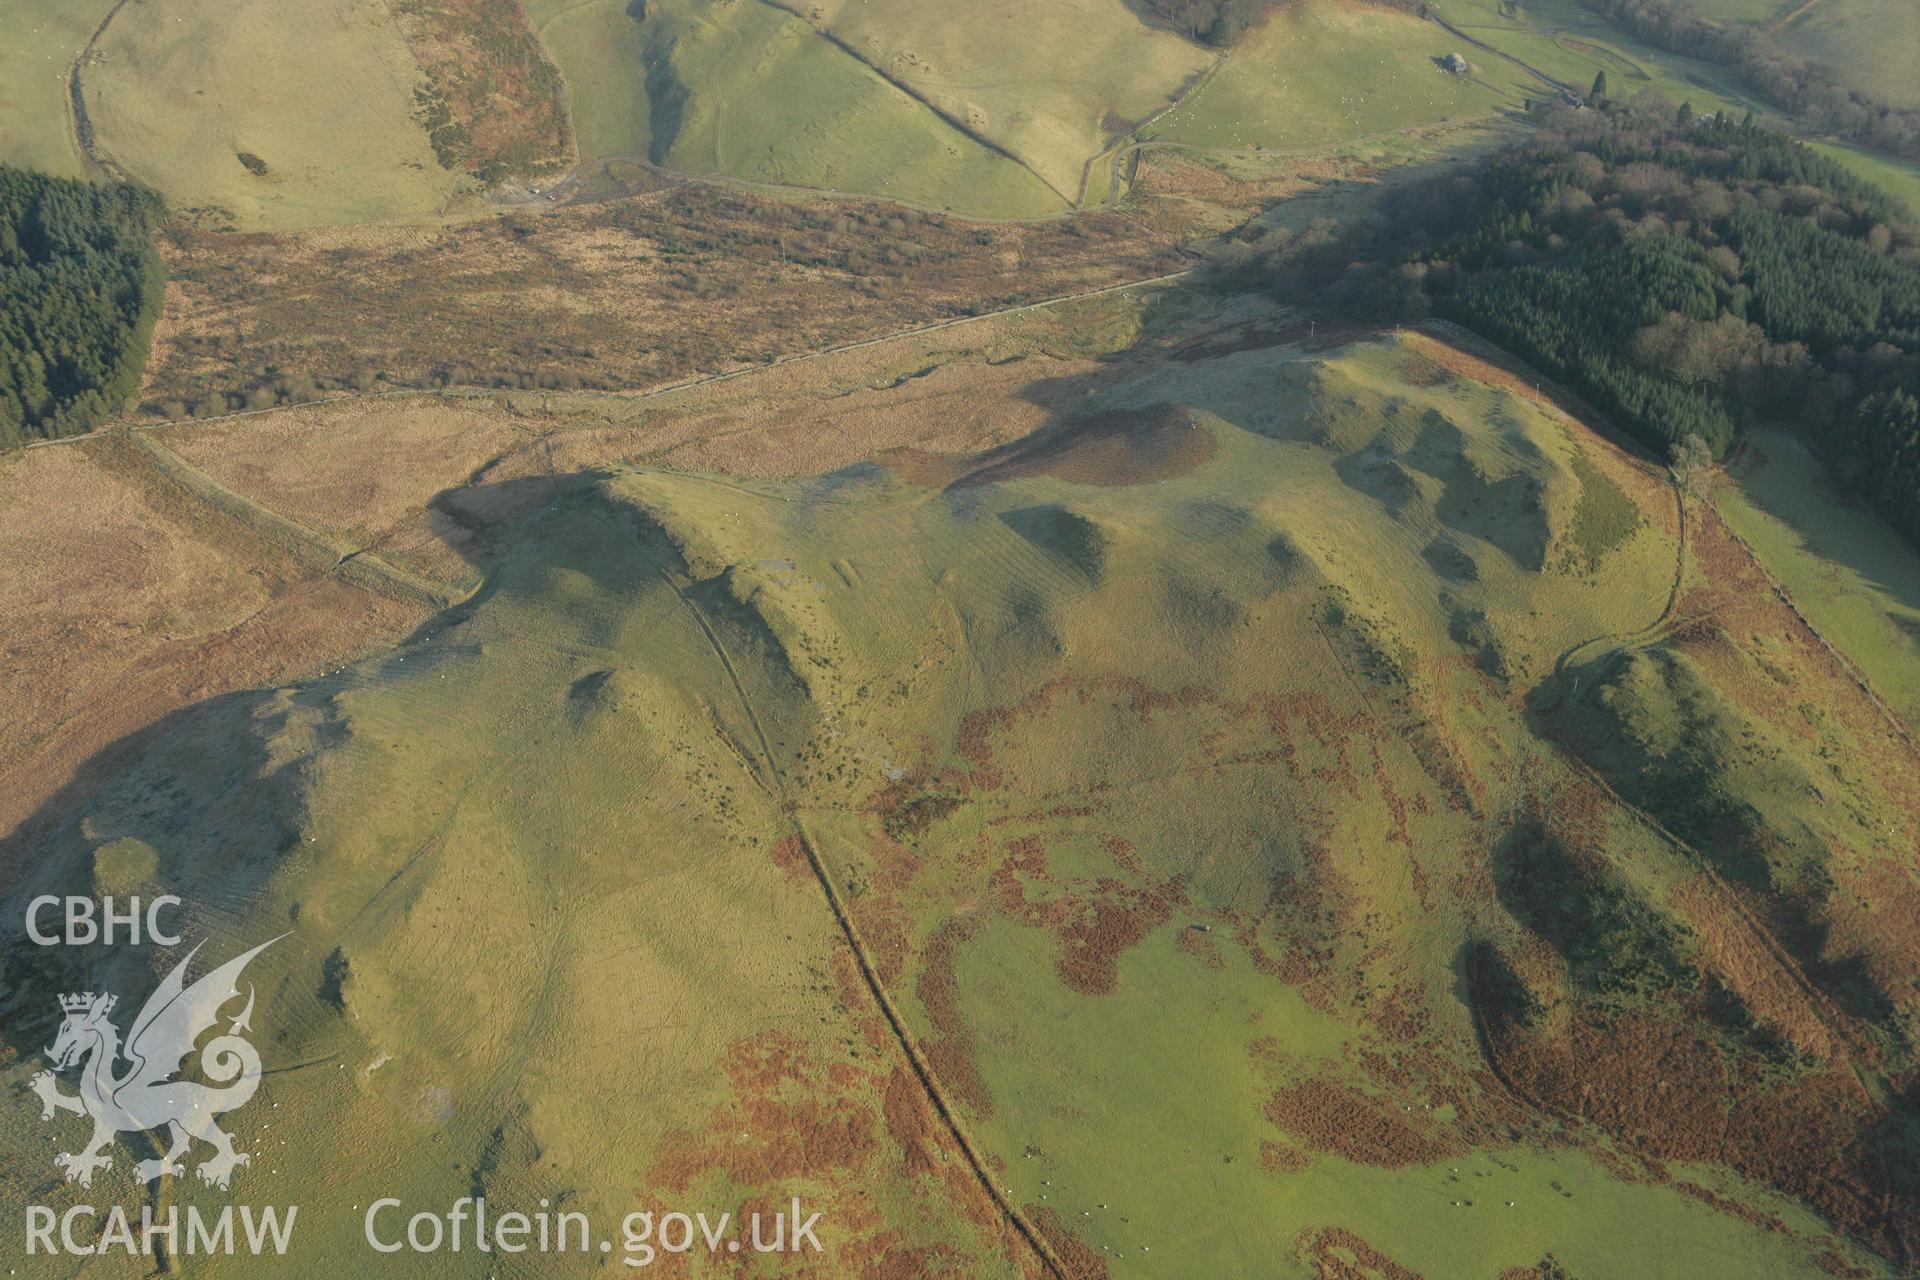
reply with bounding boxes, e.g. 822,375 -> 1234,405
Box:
1713,429 -> 1920,729
528,0 -> 1091,216
1670,0 -> 1920,109
3,330 -> 1909,1276
0,0 -> 116,178
82,0 -> 471,228
1813,140 -> 1920,214
1778,0 -> 1920,109
1440,0 -> 1767,119
1143,2 -> 1516,150
531,0 -> 1524,215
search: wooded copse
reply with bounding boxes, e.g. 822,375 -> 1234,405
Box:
1581,0 -> 1920,161
0,166 -> 166,448
1231,104 -> 1920,543
1131,0 -> 1426,46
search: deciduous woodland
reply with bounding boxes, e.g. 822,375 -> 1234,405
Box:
1580,0 -> 1920,159
1244,105 -> 1920,541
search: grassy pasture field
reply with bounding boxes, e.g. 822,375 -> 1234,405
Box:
529,0 -> 1069,217
1663,0 -> 1920,109
1140,3 -> 1517,151
1776,0 -> 1920,108
82,0 -> 471,228
1441,0 -> 1768,119
0,0 -> 114,177
1812,140 -> 1920,214
521,0 -> 652,161
530,0 -> 1559,214
796,0 -> 1213,200
3,314 -> 1911,1274
1713,428 -> 1920,730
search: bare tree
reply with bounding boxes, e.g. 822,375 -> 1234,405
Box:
1670,433 -> 1713,494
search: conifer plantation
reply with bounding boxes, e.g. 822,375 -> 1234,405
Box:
0,166 -> 165,447
1248,106 -> 1920,541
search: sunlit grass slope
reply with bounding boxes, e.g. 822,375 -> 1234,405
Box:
0,0 -> 115,177
1,332 -> 1911,1276
1145,3 -> 1517,151
1442,0 -> 1766,119
529,0 -> 1070,216
83,0 -> 469,228
800,0 -> 1212,199
1713,428 -> 1920,729
1813,140 -> 1920,215
1671,0 -> 1920,109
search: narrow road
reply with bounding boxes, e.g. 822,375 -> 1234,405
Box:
1425,11 -> 1578,95
1540,477 -> 1688,703
1767,0 -> 1826,36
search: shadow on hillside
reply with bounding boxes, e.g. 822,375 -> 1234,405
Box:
424,470 -> 584,572
0,468 -> 597,1050
0,682 -> 304,1060
1724,436 -> 1920,661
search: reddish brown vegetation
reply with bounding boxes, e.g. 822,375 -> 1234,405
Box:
648,1034 -> 877,1193
644,1030 -> 1020,1277
950,405 -> 1218,490
1023,1205 -> 1112,1280
1263,1078 -> 1459,1168
1260,1139 -> 1310,1173
1297,1225 -> 1425,1280
1485,1007 -> 1919,1263
988,835 -> 1184,995
916,916 -> 994,1116
143,188 -> 1178,417
391,0 -> 572,178
770,833 -> 812,881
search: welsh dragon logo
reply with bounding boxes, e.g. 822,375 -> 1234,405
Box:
29,937 -> 282,1190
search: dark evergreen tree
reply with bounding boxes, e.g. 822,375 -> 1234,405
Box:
0,165 -> 166,448
1239,104 -> 1920,544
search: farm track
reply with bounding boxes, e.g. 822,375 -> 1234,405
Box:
1518,481 -> 1911,1118
1768,0 -> 1827,36
1410,326 -> 1914,1129
555,105 -> 1502,228
1537,705 -> 1891,1103
1543,477 -> 1688,699
1423,12 -> 1578,95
